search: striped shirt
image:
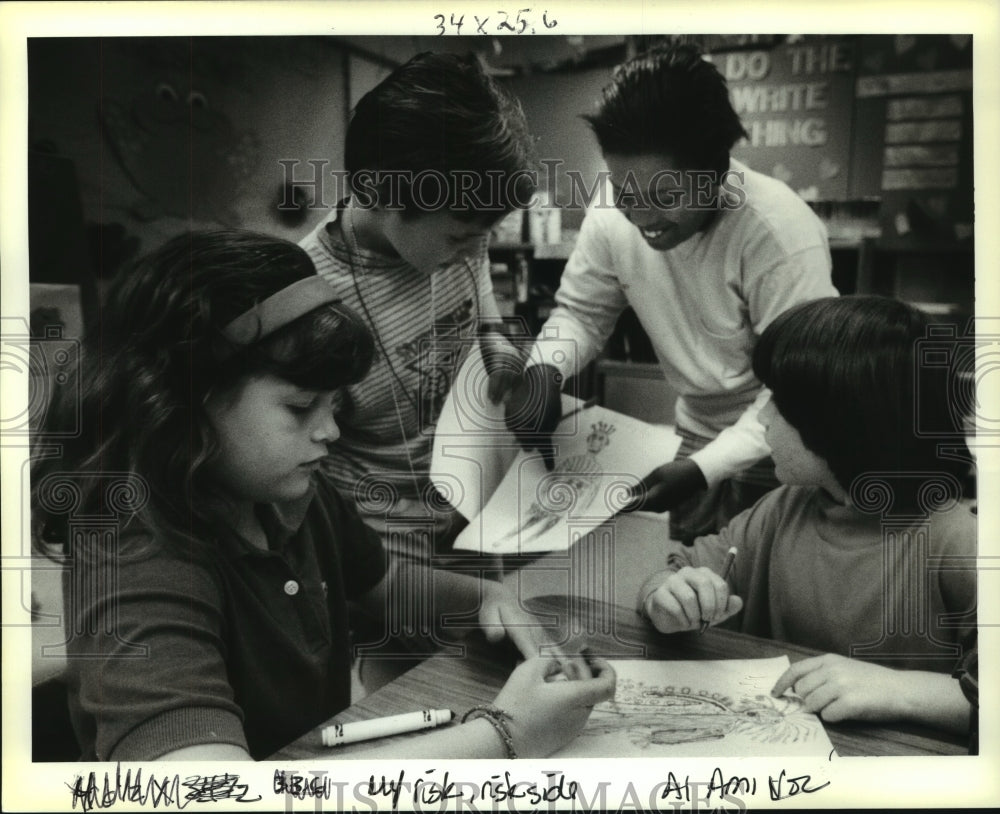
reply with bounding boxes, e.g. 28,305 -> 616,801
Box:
300,207 -> 499,548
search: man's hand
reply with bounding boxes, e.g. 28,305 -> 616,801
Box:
503,364 -> 563,470
622,458 -> 707,513
478,327 -> 524,405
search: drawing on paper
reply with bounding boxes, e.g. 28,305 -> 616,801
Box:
493,421 -> 615,547
580,679 -> 818,748
552,658 -> 835,758
438,390 -> 681,554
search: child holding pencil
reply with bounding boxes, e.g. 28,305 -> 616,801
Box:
32,230 -> 614,761
637,296 -> 976,733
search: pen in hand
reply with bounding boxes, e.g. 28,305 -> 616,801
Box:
544,647 -> 596,682
699,546 -> 738,635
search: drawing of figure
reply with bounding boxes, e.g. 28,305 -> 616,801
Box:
580,680 -> 818,748
494,421 -> 615,547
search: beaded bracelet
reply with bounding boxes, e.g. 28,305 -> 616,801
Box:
462,704 -> 517,759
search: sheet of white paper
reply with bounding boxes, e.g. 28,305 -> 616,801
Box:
555,657 -> 835,758
448,399 -> 680,553
429,344 -> 528,521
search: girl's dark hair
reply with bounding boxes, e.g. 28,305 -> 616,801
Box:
583,43 -> 748,176
32,230 -> 374,557
345,51 -> 536,223
752,295 -> 969,501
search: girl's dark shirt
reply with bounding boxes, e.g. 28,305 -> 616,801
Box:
63,475 -> 388,760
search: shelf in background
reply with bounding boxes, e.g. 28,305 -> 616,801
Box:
872,239 -> 975,255
488,241 -> 532,252
828,237 -> 867,250
533,241 -> 575,260
595,358 -> 676,425
488,241 -> 575,260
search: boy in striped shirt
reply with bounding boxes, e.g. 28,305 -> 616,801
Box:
300,52 -> 533,562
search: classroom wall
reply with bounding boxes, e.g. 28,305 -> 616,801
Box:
717,38 -> 857,201
28,37 -> 353,277
504,66 -> 613,232
28,34 -> 974,306
25,34 -> 622,283
505,35 -> 974,319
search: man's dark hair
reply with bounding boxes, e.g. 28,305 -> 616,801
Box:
583,43 -> 748,176
345,51 -> 536,222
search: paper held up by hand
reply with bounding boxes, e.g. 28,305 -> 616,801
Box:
431,347 -> 680,554
429,342 -> 526,523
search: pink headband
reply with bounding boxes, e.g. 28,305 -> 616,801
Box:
221,276 -> 341,351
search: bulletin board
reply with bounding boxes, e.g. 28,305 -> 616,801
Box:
714,38 -> 857,201
850,34 -> 974,246
711,33 -> 973,249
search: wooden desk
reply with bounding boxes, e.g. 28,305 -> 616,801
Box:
501,511 -> 673,609
271,595 -> 968,759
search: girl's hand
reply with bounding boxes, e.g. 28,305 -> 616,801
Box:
479,582 -> 589,679
642,566 -> 742,634
772,654 -> 907,723
493,656 -> 617,757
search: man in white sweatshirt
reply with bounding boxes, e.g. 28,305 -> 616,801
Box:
506,43 -> 838,543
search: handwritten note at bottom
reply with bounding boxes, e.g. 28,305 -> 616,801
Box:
555,657 -> 835,758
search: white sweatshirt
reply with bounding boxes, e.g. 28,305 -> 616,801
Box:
530,159 -> 838,487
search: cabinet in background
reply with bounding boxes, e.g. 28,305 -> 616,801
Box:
487,240 -> 575,335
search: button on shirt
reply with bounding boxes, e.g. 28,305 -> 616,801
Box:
64,475 -> 388,761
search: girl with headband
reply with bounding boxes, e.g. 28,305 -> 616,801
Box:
32,229 -> 614,761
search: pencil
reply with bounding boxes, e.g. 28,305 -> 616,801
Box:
699,546 -> 738,635
559,395 -> 599,423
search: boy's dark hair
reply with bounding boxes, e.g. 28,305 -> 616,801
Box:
32,230 -> 375,558
753,295 -> 970,504
345,51 -> 536,222
583,43 -> 748,176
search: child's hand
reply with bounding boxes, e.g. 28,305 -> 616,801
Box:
492,656 -> 616,757
772,654 -> 908,723
642,566 -> 743,634
480,582 -> 590,679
